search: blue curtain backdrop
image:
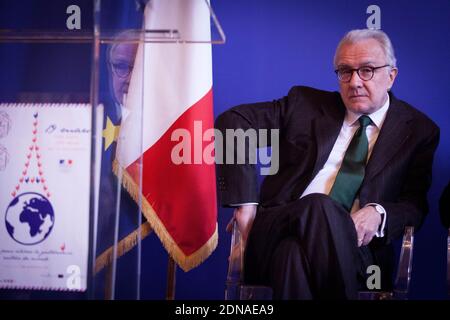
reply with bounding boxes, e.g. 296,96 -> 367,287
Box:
211,0 -> 450,300
0,0 -> 449,300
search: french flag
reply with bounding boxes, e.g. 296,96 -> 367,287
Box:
115,0 -> 217,271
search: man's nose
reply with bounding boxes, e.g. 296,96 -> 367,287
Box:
348,70 -> 363,88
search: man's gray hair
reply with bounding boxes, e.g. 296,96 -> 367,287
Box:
108,29 -> 139,62
333,29 -> 397,68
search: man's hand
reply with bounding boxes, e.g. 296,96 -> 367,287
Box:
351,206 -> 382,247
226,205 -> 257,243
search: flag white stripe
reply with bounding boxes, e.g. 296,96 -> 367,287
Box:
117,0 -> 212,168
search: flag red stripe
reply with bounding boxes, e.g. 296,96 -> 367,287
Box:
126,89 -> 217,256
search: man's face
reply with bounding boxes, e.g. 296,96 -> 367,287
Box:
109,42 -> 138,105
336,38 -> 398,114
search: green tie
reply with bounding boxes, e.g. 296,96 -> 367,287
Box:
329,115 -> 372,211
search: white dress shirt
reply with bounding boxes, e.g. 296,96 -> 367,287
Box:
301,94 -> 390,237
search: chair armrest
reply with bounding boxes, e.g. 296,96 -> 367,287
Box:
393,226 -> 414,300
225,220 -> 244,300
447,228 -> 450,298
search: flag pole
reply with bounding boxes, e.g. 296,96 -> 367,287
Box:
166,256 -> 177,300
104,263 -> 113,299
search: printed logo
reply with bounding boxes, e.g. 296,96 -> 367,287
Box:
5,112 -> 54,245
5,192 -> 55,245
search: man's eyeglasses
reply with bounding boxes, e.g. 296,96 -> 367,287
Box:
110,62 -> 134,78
335,64 -> 391,82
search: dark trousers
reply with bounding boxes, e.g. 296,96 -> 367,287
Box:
244,193 -> 373,300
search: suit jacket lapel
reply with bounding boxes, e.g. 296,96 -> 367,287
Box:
364,94 -> 412,180
311,95 -> 345,179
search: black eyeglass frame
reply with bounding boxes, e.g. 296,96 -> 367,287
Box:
334,64 -> 392,82
109,61 -> 134,79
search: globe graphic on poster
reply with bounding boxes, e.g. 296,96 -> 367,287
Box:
5,192 -> 55,245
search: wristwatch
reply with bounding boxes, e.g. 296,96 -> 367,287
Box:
372,204 -> 385,216
371,204 -> 386,235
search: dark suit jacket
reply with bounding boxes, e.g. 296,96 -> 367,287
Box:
216,86 -> 440,288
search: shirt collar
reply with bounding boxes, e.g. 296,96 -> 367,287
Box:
344,94 -> 390,129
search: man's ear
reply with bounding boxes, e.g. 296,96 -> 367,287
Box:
388,67 -> 398,88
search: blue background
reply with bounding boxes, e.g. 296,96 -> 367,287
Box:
0,0 -> 449,300
209,0 -> 450,300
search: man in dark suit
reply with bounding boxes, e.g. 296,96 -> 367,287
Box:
215,29 -> 440,299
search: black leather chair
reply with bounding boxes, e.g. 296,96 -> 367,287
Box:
225,221 -> 414,300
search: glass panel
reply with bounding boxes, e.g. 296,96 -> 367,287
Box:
0,0 -> 225,300
0,0 -> 225,299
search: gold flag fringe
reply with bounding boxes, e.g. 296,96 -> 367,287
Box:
94,222 -> 153,274
112,159 -> 218,272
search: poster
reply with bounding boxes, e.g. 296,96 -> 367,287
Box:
0,103 -> 94,291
